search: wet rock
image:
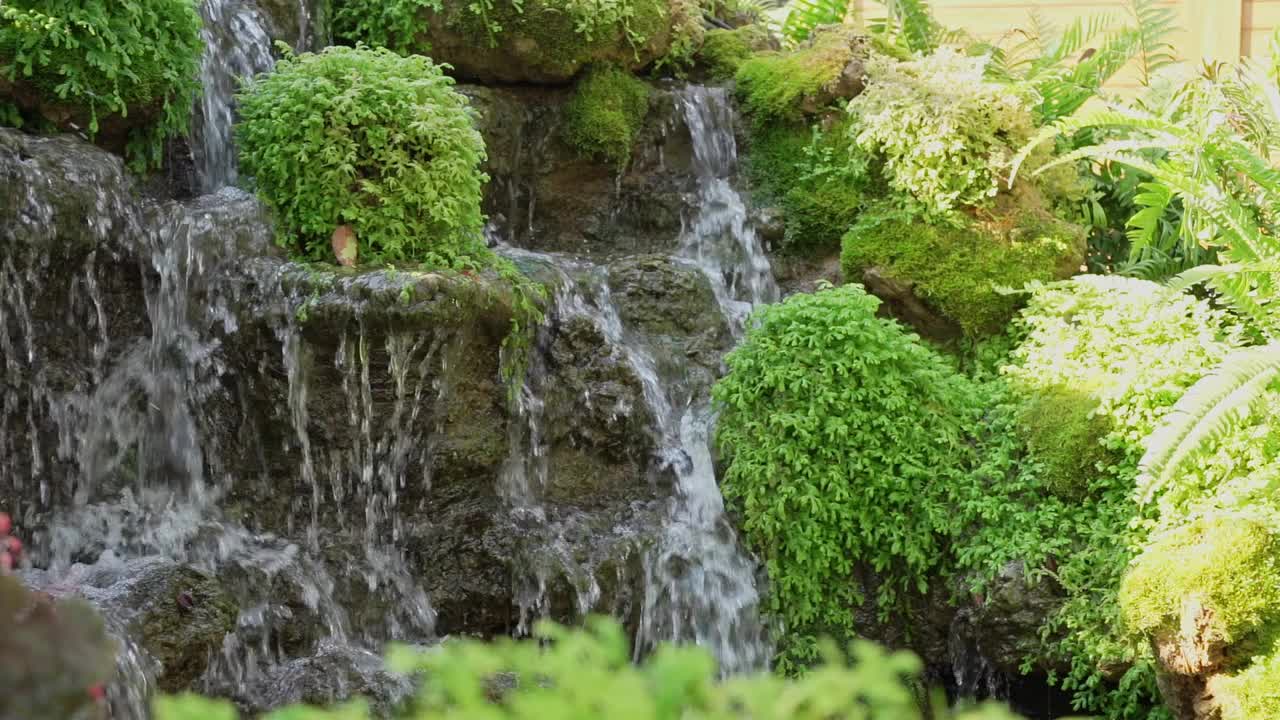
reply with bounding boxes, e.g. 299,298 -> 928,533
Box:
955,561 -> 1067,676
464,84 -> 696,258
46,558 -> 238,692
860,267 -> 963,343
608,254 -> 732,373
235,639 -> 413,715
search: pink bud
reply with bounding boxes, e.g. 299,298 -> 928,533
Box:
88,684 -> 107,702
6,537 -> 19,555
0,513 -> 10,535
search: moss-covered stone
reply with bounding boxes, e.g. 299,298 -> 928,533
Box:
735,26 -> 865,123
1213,638 -> 1280,720
1121,515 -> 1280,646
1017,384 -> 1115,500
697,25 -> 775,81
840,190 -> 1086,337
563,66 -> 652,168
745,117 -> 869,255
336,0 -> 674,84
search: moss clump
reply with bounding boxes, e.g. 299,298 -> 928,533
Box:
1215,640 -> 1280,720
563,66 -> 652,168
1016,384 -> 1114,500
735,27 -> 860,123
840,195 -> 1085,336
237,46 -> 488,265
745,119 -> 870,254
1120,515 -> 1280,644
0,0 -> 203,170
698,25 -> 772,80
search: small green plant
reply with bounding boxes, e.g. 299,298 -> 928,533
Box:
697,25 -> 772,80
237,45 -> 488,266
0,0 -> 203,171
154,617 -> 1026,720
562,65 -> 652,168
713,284 -> 985,669
734,27 -> 861,123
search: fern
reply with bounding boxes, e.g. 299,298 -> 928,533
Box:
1127,0 -> 1178,86
1137,345 -> 1280,504
779,0 -> 846,46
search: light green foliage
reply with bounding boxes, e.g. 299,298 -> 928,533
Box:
1215,638 -> 1280,720
840,200 -> 1084,336
562,65 -> 651,168
746,119 -> 870,254
848,49 -> 1037,215
0,0 -> 203,171
1121,514 -> 1280,643
734,28 -> 858,123
236,46 -> 487,266
698,25 -> 772,80
712,285 -> 985,668
332,0 -> 451,54
782,0 -> 951,55
154,618 -> 1024,720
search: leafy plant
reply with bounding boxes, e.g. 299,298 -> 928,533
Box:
735,25 -> 862,123
0,0 -> 203,171
236,45 -> 488,266
155,617 -> 1026,719
847,49 -> 1039,215
781,0 -> 950,54
712,284 -> 986,669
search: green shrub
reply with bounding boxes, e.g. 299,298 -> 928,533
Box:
1015,384 -> 1114,500
735,28 -> 860,124
236,45 -> 488,265
154,618 -> 1025,720
840,198 -> 1085,337
846,48 -> 1037,215
1120,514 -> 1280,644
697,25 -> 771,81
562,65 -> 651,168
712,284 -> 985,669
0,0 -> 203,170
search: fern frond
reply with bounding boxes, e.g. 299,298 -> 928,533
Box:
1127,0 -> 1179,86
780,0 -> 848,45
1137,344 -> 1280,504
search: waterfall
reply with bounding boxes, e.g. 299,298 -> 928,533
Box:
194,0 -> 275,192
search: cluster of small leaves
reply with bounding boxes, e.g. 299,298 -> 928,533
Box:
236,45 -> 488,266
712,284 -> 991,670
0,0 -> 203,171
847,49 -> 1037,216
154,617 -> 1024,720
332,0 -> 451,54
562,65 -> 652,168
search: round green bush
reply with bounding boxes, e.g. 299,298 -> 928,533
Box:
236,45 -> 489,265
712,284 -> 983,669
0,0 -> 203,169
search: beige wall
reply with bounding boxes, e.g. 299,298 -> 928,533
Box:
856,0 -> 1276,86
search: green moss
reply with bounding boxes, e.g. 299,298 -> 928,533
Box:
563,65 -> 652,168
1016,384 -> 1114,500
1216,638 -> 1280,720
735,27 -> 859,123
1120,515 -> 1280,644
698,25 -> 770,80
746,119 -> 870,254
840,199 -> 1085,336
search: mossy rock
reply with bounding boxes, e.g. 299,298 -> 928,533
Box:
696,24 -> 776,81
404,0 -> 673,84
735,26 -> 866,123
1017,384 -> 1115,500
1212,638 -> 1280,720
840,188 -> 1086,338
563,66 -> 652,168
745,117 -> 868,255
1121,515 -> 1280,648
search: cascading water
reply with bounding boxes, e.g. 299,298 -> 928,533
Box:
193,0 -> 275,192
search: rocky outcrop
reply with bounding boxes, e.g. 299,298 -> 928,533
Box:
412,1 -> 675,84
